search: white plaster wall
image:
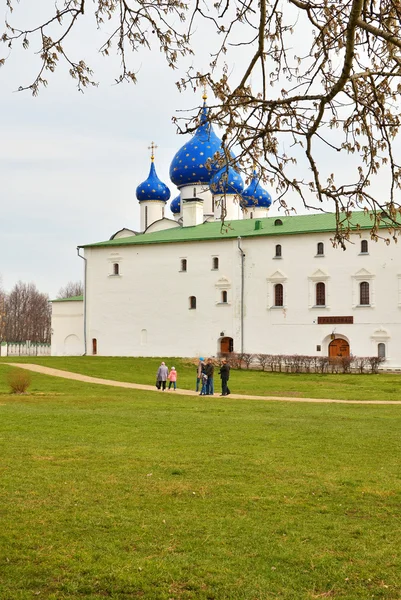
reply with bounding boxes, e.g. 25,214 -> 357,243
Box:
76,223 -> 401,366
242,206 -> 270,220
182,200 -> 204,227
51,300 -> 84,356
145,219 -> 180,233
241,231 -> 401,368
85,238 -> 239,357
180,184 -> 213,215
140,201 -> 166,231
214,194 -> 244,221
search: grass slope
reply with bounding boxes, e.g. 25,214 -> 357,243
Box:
0,363 -> 401,599
2,356 -> 401,401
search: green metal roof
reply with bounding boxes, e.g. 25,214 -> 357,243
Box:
80,211 -> 393,249
51,295 -> 83,303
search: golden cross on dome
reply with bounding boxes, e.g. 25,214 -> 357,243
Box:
202,82 -> 207,101
148,141 -> 158,162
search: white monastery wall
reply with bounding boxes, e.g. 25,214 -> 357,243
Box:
51,300 -> 84,356
242,230 -> 401,367
74,225 -> 401,366
85,238 -> 240,357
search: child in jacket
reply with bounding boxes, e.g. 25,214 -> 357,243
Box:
168,366 -> 178,390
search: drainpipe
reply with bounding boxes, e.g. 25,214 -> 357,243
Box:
237,237 -> 245,354
77,247 -> 87,355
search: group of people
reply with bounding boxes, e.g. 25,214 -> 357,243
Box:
197,357 -> 231,396
155,357 -> 231,396
155,362 -> 177,391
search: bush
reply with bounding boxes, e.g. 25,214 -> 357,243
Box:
7,369 -> 32,394
241,353 -> 255,369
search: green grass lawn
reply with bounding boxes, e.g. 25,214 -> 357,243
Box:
1,362 -> 401,599
2,355 -> 401,401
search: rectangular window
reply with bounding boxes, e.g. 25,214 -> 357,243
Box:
360,281 -> 370,305
316,282 -> 326,306
274,283 -> 283,306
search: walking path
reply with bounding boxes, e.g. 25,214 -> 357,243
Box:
5,362 -> 401,405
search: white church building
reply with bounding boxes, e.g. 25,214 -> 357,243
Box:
51,99 -> 401,368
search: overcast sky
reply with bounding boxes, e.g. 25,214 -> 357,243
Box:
0,14 -> 199,298
0,3 -> 263,298
1,3 -> 397,298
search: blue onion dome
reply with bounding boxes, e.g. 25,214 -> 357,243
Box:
169,101 -> 223,187
242,170 -> 272,208
210,164 -> 244,195
170,194 -> 181,214
136,159 -> 171,202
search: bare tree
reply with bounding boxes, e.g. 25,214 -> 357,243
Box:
5,281 -> 51,343
3,1 -> 401,243
57,281 -> 83,299
0,278 -> 6,353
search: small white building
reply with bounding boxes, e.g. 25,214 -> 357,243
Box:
51,296 -> 84,356
51,99 -> 401,368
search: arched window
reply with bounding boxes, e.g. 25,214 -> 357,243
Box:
113,263 -> 119,275
275,244 -> 282,258
221,290 -> 228,303
274,219 -> 283,226
145,206 -> 148,229
189,296 -> 196,309
213,257 -> 219,270
317,242 -> 324,255
274,283 -> 283,307
250,212 -> 254,219
180,259 -> 187,272
378,343 -> 386,359
316,282 -> 326,306
361,240 -> 368,253
360,281 -> 370,305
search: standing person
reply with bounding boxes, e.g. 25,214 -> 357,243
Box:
196,357 -> 205,392
156,361 -> 169,391
204,358 -> 215,395
168,366 -> 177,391
219,359 -> 231,396
199,371 -> 208,395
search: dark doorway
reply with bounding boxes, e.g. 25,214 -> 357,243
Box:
92,338 -> 97,355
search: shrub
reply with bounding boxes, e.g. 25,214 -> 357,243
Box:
255,353 -> 269,371
7,369 -> 32,394
228,353 -> 243,369
339,354 -> 354,374
366,356 -> 386,374
241,353 -> 255,369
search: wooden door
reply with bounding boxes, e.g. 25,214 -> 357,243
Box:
329,338 -> 349,358
220,337 -> 233,354
92,338 -> 97,355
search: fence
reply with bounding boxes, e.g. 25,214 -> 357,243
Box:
0,342 -> 51,357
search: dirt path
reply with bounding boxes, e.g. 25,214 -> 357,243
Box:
4,362 -> 401,404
